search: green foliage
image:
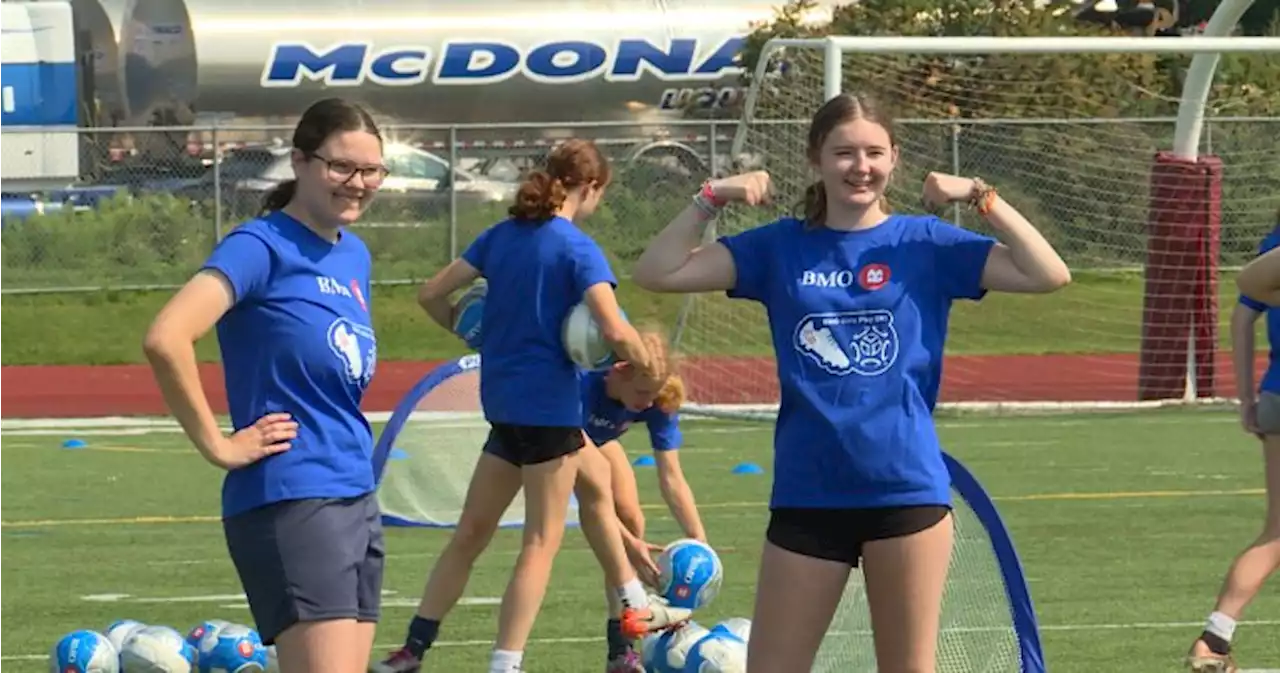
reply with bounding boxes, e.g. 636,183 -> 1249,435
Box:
732,0 -> 1280,266
0,166 -> 702,293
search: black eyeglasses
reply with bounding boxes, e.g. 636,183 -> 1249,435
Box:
308,152 -> 390,187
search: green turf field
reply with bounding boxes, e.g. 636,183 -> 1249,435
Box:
2,410 -> 1277,671
0,271 -> 1257,365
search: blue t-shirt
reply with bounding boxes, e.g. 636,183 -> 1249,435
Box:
203,211 -> 378,518
579,370 -> 682,450
1238,226 -> 1280,394
718,215 -> 995,509
462,216 -> 617,427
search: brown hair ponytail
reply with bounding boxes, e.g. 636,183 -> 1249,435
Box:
508,170 -> 569,221
803,181 -> 827,226
261,179 -> 298,215
508,139 -> 612,224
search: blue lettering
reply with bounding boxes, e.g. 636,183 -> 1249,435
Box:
261,37 -> 748,88
525,41 -> 607,80
694,37 -> 743,75
612,39 -> 698,79
369,49 -> 430,84
436,42 -> 520,82
262,43 -> 367,86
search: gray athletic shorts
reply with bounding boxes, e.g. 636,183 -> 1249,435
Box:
222,493 -> 384,644
1256,391 -> 1280,435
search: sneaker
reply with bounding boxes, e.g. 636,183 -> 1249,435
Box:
605,649 -> 643,673
369,647 -> 422,673
619,594 -> 693,640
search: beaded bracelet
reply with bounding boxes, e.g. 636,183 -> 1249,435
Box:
969,177 -> 998,215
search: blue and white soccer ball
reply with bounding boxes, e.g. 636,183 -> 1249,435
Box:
184,620 -> 229,651
196,623 -> 268,673
105,620 -> 147,654
50,629 -> 119,673
711,618 -> 751,644
452,281 -> 487,350
684,629 -> 748,673
656,538 -> 724,611
561,301 -> 626,370
640,621 -> 709,673
119,625 -> 197,673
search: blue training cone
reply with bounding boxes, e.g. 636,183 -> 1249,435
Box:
62,438 -> 87,450
632,455 -> 656,467
389,448 -> 409,461
731,462 -> 763,475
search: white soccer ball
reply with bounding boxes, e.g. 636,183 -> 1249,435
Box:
656,538 -> 725,611
119,625 -> 197,673
684,631 -> 748,673
561,301 -> 623,370
640,621 -> 708,673
196,623 -> 268,673
712,618 -> 751,643
105,620 -> 147,654
50,629 -> 119,673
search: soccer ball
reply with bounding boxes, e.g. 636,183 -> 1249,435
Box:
119,625 -> 197,673
196,623 -> 268,673
184,620 -> 229,650
656,538 -> 724,611
105,620 -> 147,654
684,630 -> 748,673
452,281 -> 487,349
640,621 -> 709,673
50,629 -> 119,673
712,618 -> 751,643
561,301 -> 625,370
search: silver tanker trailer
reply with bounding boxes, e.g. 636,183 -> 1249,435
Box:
72,0 -> 836,172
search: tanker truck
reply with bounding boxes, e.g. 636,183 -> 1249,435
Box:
73,0 -> 837,174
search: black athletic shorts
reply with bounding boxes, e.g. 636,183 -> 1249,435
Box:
483,423 -> 584,467
222,492 -> 385,644
766,505 -> 951,567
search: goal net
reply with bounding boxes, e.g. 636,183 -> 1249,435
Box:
672,34 -> 1280,415
815,453 -> 1043,673
374,354 -> 581,529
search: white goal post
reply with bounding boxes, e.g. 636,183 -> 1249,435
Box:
671,10 -> 1280,418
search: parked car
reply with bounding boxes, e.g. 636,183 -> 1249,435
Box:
172,143 -> 518,220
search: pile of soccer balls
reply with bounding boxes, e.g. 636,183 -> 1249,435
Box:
646,538 -> 752,673
50,618 -> 275,673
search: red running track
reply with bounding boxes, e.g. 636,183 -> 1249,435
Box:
1,353 -> 1267,419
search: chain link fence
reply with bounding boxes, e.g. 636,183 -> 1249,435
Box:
2,116 -> 1277,294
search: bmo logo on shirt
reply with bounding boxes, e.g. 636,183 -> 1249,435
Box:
800,264 -> 891,291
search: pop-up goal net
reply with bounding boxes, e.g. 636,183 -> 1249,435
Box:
373,354 -> 581,529
674,30 -> 1279,416
668,28 -> 1278,673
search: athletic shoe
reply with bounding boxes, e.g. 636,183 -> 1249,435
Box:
369,647 -> 422,673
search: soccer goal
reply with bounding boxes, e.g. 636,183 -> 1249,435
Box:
672,25 -> 1280,416
373,354 -> 581,529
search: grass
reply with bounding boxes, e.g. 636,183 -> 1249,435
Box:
2,410 -> 1278,671
0,271 -> 1258,366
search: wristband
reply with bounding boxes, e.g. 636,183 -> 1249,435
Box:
701,181 -> 728,208
692,181 -> 723,218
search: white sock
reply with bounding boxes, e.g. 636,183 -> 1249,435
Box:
616,578 -> 649,610
1205,611 -> 1237,642
488,649 -> 523,672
